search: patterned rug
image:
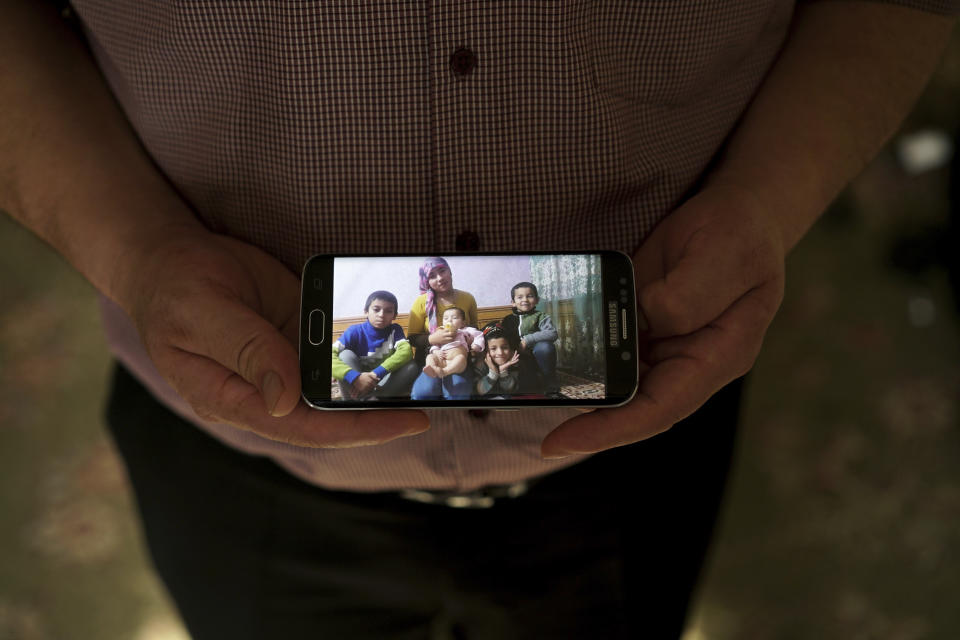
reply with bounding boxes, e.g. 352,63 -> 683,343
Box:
330,368 -> 605,400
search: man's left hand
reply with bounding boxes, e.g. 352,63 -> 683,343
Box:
542,184 -> 786,458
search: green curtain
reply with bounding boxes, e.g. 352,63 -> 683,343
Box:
529,254 -> 605,380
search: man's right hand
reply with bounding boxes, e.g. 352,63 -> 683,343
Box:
118,230 -> 429,448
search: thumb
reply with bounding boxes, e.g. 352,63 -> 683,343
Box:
638,234 -> 749,339
185,295 -> 302,417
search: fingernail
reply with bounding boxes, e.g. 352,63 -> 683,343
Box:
262,371 -> 284,416
541,449 -> 574,460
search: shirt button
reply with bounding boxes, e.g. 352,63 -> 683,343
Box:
455,230 -> 481,251
450,47 -> 477,76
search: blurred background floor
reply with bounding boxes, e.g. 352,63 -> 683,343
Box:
2,24 -> 959,640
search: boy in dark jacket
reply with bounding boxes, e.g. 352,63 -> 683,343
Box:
500,282 -> 562,398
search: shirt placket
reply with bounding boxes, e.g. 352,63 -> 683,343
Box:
430,1 -> 483,254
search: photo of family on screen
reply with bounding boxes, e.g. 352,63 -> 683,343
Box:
330,255 -> 607,402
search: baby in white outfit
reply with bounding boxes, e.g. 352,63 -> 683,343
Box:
423,307 -> 485,378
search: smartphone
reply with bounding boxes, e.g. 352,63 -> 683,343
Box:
299,251 -> 639,409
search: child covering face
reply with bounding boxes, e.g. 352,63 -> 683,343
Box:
474,322 -> 544,397
423,307 -> 485,378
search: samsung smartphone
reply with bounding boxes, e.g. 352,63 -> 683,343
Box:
300,251 -> 639,409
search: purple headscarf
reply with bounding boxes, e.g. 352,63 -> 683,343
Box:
418,257 -> 451,332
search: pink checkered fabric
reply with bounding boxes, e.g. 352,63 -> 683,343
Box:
76,0 -> 958,491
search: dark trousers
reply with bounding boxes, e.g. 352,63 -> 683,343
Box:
106,364 -> 742,640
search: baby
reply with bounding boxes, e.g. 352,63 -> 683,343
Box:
423,307 -> 485,378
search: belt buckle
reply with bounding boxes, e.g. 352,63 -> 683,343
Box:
399,481 -> 529,509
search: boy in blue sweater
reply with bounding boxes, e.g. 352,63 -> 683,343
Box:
332,291 -> 419,400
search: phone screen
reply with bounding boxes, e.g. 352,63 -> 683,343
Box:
301,252 -> 637,408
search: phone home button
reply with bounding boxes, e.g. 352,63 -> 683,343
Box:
308,309 -> 325,345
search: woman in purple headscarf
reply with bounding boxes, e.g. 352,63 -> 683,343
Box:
407,257 -> 478,400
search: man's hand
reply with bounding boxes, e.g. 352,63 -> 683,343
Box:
120,230 -> 429,448
540,2 -> 956,459
542,185 -> 785,458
